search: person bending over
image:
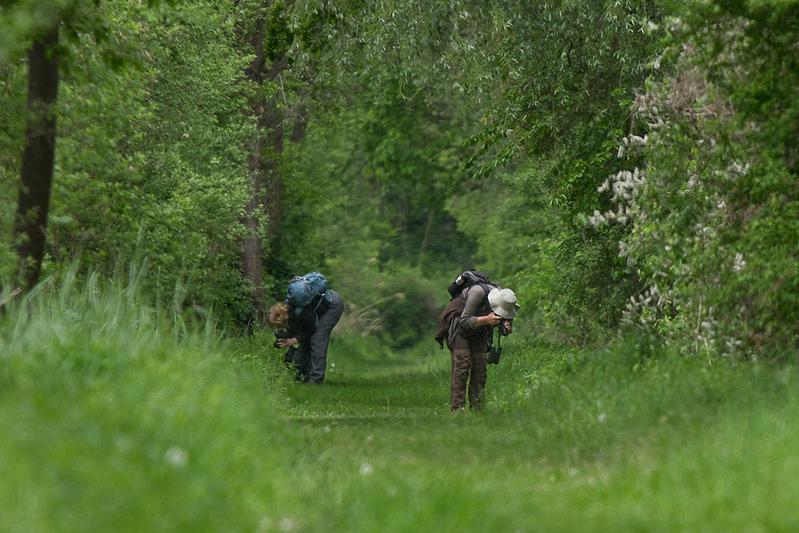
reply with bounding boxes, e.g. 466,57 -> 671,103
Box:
268,278 -> 343,384
443,284 -> 519,411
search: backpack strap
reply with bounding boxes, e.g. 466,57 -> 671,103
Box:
479,283 -> 493,298
312,290 -> 332,313
308,290 -> 334,327
462,283 -> 493,301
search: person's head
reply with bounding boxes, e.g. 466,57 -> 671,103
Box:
488,288 -> 520,319
268,302 -> 290,328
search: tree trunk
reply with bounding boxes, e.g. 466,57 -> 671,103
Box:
289,102 -> 308,143
240,13 -> 289,326
241,18 -> 268,326
263,103 -> 284,244
13,26 -> 60,290
243,114 -> 266,325
238,3 -> 299,325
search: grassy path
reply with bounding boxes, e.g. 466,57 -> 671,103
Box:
276,349 -> 548,532
267,339 -> 799,532
5,293 -> 799,532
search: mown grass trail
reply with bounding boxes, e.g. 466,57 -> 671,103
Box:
271,336 -> 799,532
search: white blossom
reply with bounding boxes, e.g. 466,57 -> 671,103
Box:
733,252 -> 746,273
729,160 -> 750,177
359,462 -> 374,476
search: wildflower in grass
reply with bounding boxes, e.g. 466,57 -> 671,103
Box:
278,517 -> 300,532
723,337 -> 743,356
165,446 -> 188,467
359,462 -> 373,476
257,516 -> 273,533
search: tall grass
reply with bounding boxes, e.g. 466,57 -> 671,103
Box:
4,271 -> 799,531
0,269 -> 292,532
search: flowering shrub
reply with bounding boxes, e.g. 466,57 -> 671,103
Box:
592,5 -> 799,358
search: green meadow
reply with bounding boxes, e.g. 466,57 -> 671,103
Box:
3,1 -> 799,531
4,281 -> 799,532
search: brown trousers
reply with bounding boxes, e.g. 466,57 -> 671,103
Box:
449,343 -> 488,411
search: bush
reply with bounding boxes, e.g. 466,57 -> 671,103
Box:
372,265 -> 443,349
592,3 -> 799,358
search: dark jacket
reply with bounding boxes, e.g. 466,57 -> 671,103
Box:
287,292 -> 333,343
435,296 -> 466,349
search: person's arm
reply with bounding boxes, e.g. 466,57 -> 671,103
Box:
279,316 -> 302,348
457,286 -> 502,332
277,337 -> 300,348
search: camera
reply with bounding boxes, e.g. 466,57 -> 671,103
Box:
487,345 -> 502,364
273,329 -> 290,348
489,319 -> 511,364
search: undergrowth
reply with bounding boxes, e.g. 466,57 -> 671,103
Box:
3,274 -> 799,532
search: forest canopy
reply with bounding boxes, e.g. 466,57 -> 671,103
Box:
1,0 -> 797,356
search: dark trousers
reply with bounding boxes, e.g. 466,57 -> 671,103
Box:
449,343 -> 488,411
291,290 -> 343,384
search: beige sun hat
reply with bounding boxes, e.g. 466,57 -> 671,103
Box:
488,287 -> 520,319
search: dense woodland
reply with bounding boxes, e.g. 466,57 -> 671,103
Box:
0,0 -> 799,357
3,1 -> 799,531
2,0 -> 797,357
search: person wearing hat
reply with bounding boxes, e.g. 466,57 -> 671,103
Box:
448,284 -> 519,411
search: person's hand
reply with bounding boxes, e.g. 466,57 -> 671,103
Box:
277,337 -> 299,349
502,320 -> 513,335
481,312 -> 502,327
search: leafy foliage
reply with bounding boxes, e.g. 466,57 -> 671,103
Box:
1,0 -> 797,354
594,1 -> 799,357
